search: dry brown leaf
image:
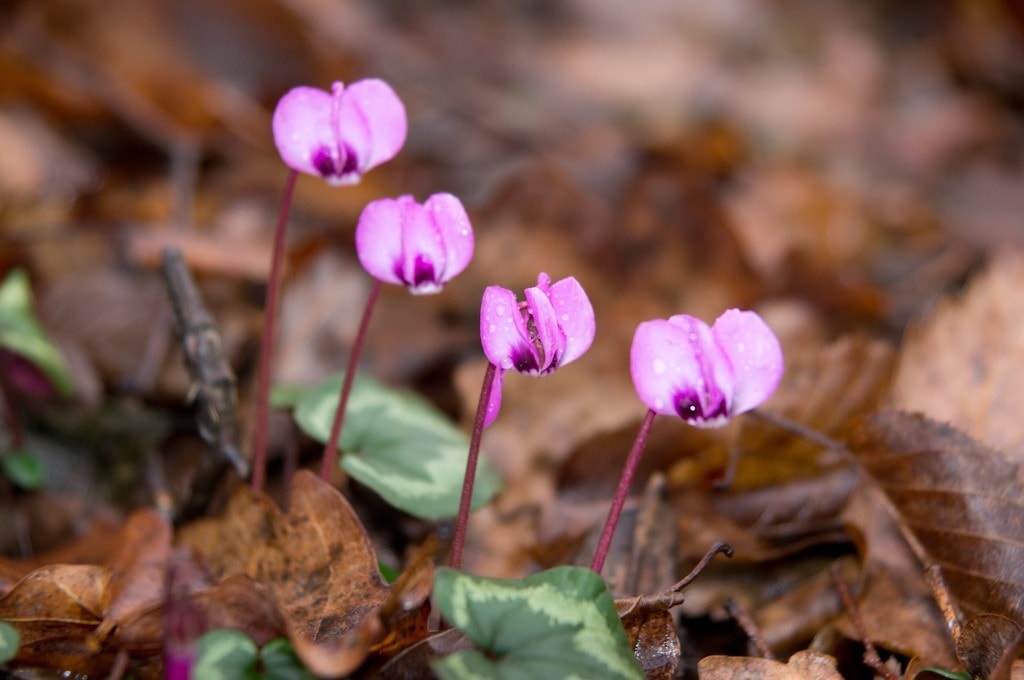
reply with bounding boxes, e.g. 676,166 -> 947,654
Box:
0,563 -> 111,672
890,250 -> 1024,462
956,614 -> 1024,680
839,483 -> 957,667
698,650 -> 843,679
849,411 -> 1024,624
95,509 -> 172,642
619,608 -> 680,680
177,471 -> 391,676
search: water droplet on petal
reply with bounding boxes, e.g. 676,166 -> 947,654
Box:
489,324 -> 496,333
561,313 -> 569,322
654,398 -> 664,410
496,304 -> 505,316
501,358 -> 513,369
652,358 -> 667,375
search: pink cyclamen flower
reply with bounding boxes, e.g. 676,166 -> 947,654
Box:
630,309 -> 783,427
479,273 -> 595,426
356,193 -> 474,294
272,79 -> 407,185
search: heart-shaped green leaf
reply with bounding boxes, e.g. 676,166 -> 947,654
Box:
0,620 -> 19,664
292,373 -> 500,520
432,566 -> 643,680
0,449 -> 44,490
194,631 -> 313,680
194,629 -> 259,679
0,269 -> 74,397
260,638 -> 315,680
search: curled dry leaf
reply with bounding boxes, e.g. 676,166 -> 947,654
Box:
956,614 -> 1024,680
0,509 -> 171,674
94,509 -> 172,645
0,564 -> 110,672
177,470 -> 391,676
617,608 -> 679,680
848,411 -> 1024,624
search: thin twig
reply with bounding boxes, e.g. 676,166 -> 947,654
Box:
670,541 -> 734,592
725,598 -> 774,659
830,562 -> 898,680
747,409 -> 847,452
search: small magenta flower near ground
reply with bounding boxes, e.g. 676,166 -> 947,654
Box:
355,193 -> 474,295
450,273 -> 595,569
591,308 -> 783,573
319,193 -> 475,481
250,78 -> 407,493
272,79 -> 407,186
631,309 -> 784,427
478,273 -> 596,427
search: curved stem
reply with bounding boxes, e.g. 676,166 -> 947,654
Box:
319,279 -> 383,480
590,408 -> 657,574
449,362 -> 497,570
250,169 -> 297,493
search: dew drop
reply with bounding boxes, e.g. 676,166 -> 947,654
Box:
561,313 -> 569,322
496,304 -> 506,316
652,358 -> 667,375
488,324 -> 496,333
501,358 -> 513,369
654,398 -> 664,410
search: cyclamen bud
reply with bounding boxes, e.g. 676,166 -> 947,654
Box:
479,273 -> 595,426
630,309 -> 783,427
272,79 -> 407,185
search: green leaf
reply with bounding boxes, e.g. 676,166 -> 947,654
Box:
378,561 -> 399,584
0,449 -> 44,490
431,566 -> 643,680
0,621 -> 19,664
269,383 -> 311,410
194,629 -> 259,680
912,670 -> 973,680
293,373 -> 501,520
0,269 -> 74,397
260,638 -> 314,680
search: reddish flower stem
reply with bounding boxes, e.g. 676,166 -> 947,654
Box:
590,408 -> 657,574
319,279 -> 383,480
249,169 -> 297,493
449,362 -> 497,570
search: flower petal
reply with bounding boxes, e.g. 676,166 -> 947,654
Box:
480,286 -> 532,371
425,193 -> 474,284
338,79 -> 407,178
631,319 -> 699,417
272,86 -> 335,177
482,366 -> 505,428
711,309 -> 783,415
355,197 -> 406,286
546,276 -> 595,367
630,316 -> 733,425
665,315 -> 733,425
393,197 -> 447,294
523,283 -> 563,373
